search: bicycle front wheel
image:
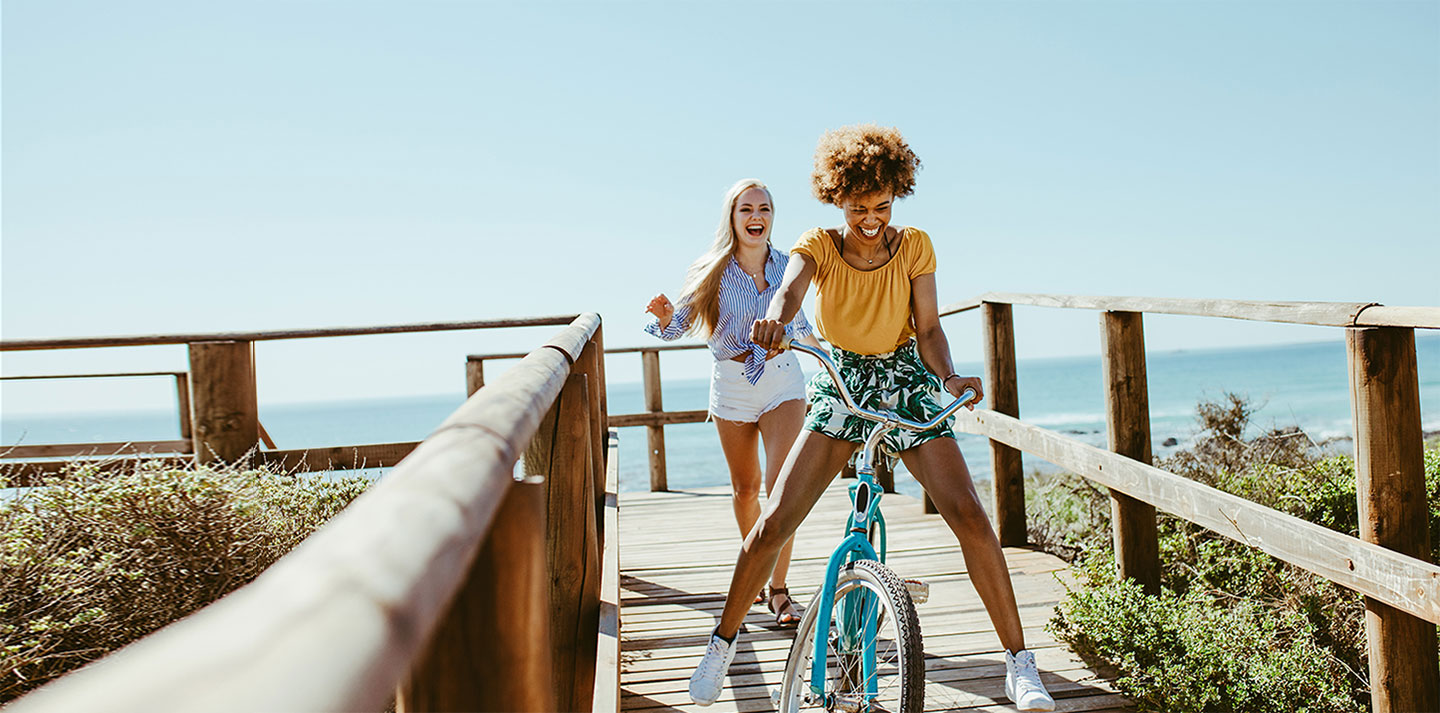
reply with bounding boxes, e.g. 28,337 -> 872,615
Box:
777,559 -> 923,713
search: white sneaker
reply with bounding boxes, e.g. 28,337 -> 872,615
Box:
688,631 -> 738,706
1005,649 -> 1056,711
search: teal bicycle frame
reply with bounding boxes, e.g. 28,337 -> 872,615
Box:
783,340 -> 977,701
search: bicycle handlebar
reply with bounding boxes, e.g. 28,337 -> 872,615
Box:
780,338 -> 978,432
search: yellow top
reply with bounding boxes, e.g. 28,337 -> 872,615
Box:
791,226 -> 937,355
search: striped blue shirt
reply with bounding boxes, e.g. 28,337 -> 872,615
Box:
646,246 -> 813,384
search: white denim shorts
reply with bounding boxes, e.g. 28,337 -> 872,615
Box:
709,351 -> 807,423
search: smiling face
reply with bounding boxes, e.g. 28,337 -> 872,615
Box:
840,191 -> 894,242
730,186 -> 774,249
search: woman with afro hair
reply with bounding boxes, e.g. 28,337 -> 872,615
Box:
688,126 -> 1055,711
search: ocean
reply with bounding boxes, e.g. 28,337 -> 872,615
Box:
4,336 -> 1437,500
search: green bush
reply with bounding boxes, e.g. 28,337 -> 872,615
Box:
1054,554 -> 1366,713
1037,393 -> 1440,712
0,462 -> 369,702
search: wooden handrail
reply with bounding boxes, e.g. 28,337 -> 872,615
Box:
954,408 -> 1440,624
940,292 -> 1440,329
0,371 -> 187,380
0,315 -> 582,351
5,315 -> 603,713
939,292 -> 1438,711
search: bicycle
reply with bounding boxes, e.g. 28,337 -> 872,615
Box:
775,339 -> 978,713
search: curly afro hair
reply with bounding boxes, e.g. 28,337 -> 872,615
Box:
810,124 -> 921,205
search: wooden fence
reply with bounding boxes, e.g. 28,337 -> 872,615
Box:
937,293 -> 1440,713
0,316 -> 579,481
2,314 -> 618,712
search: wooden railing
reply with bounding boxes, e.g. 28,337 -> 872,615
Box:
4,314 -> 617,713
0,316 -> 579,482
471,342 -> 705,492
0,371 -> 195,459
939,293 -> 1438,713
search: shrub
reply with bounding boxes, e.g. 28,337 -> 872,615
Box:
1038,393 -> 1440,712
1053,554 -> 1367,713
0,461 -> 369,702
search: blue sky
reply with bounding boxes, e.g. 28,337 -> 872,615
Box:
3,1 -> 1438,413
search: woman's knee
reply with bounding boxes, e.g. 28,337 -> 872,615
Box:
732,482 -> 761,503
744,516 -> 794,555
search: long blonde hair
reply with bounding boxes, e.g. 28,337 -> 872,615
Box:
676,179 -> 772,339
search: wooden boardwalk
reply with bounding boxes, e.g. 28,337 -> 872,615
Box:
618,482 -> 1135,712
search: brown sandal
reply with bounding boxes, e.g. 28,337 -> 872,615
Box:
767,586 -> 803,628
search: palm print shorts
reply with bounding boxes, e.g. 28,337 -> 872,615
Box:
803,339 -> 955,454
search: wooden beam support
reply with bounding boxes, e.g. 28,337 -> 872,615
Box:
1101,312 -> 1160,595
642,349 -> 668,492
466,359 -> 485,396
175,373 -> 192,440
525,374 -> 599,712
397,481 -> 553,712
984,302 -> 1025,546
1348,327 -> 1439,713
188,341 -> 259,465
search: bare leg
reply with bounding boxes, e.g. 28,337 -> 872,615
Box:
715,430 -> 855,639
898,437 -> 1026,651
713,418 -> 763,540
755,399 -> 806,590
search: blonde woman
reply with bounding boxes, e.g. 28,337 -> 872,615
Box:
645,178 -> 823,628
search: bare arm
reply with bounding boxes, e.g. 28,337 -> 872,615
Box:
752,253 -> 816,350
910,273 -> 984,407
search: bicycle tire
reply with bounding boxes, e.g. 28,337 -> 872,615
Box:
776,559 -> 923,712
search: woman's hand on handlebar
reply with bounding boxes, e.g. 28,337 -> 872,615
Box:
750,318 -> 787,355
943,374 -> 984,409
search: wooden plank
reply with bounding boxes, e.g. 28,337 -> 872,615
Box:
188,341 -> 259,465
2,439 -> 192,459
595,430 -> 622,713
1347,327 -> 1439,712
0,371 -> 186,380
1354,305 -> 1440,329
616,481 -> 1134,711
398,481 -> 553,712
975,292 -> 1374,327
3,326 -> 596,713
255,442 -> 419,472
175,373 -> 192,440
0,315 -> 582,351
465,359 -> 484,396
1101,312 -> 1159,594
983,301 -> 1025,546
954,408 -> 1440,624
609,410 -> 709,428
1,455 -> 192,485
938,296 -> 985,317
529,374 -> 600,712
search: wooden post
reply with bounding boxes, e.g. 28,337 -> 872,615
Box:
1347,327 -> 1439,712
984,302 -> 1026,546
525,374 -> 600,712
396,481 -> 554,712
642,349 -> 667,491
188,341 -> 259,465
1100,312 -> 1160,595
174,373 -> 192,440
466,358 -> 485,396
876,456 -> 895,494
580,335 -> 607,549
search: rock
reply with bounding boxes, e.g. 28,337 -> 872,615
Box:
1162,437 -> 1179,447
